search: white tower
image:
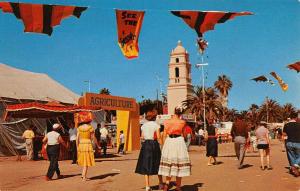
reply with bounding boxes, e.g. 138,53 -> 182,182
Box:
167,41 -> 193,114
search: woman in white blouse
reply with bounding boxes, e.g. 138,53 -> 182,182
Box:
135,110 -> 163,191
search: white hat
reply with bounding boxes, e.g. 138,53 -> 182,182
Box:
53,123 -> 60,130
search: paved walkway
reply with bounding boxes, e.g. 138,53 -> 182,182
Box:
0,140 -> 299,191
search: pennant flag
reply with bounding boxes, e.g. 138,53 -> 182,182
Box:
197,38 -> 208,54
0,2 -> 87,36
116,9 -> 145,59
171,11 -> 252,37
270,72 -> 288,91
251,75 -> 275,86
251,75 -> 268,82
287,61 -> 300,73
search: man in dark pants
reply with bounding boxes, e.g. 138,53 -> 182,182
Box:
283,113 -> 300,177
100,122 -> 109,157
43,124 -> 67,181
46,144 -> 61,179
68,122 -> 77,164
231,114 -> 250,169
32,125 -> 41,161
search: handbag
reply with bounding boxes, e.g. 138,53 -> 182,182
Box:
204,131 -> 208,141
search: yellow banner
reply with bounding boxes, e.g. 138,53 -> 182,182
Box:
116,9 -> 145,59
270,72 -> 288,92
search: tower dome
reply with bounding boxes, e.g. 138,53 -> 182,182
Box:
172,40 -> 187,54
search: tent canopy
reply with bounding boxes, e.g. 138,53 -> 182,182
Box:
0,63 -> 79,104
4,102 -> 101,119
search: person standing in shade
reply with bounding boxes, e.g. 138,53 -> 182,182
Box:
206,118 -> 218,166
22,125 -> 35,160
32,125 -> 42,161
100,122 -> 109,157
283,113 -> 300,177
231,114 -> 250,169
255,121 -> 272,170
68,122 -> 77,164
118,130 -> 125,154
95,123 -> 101,157
135,110 -> 164,191
158,108 -> 191,191
43,123 -> 67,181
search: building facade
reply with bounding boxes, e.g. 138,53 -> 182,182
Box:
167,41 -> 193,114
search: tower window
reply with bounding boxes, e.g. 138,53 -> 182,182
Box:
176,58 -> 179,63
175,67 -> 179,78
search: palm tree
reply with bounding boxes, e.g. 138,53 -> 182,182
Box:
182,86 -> 204,120
99,88 -> 110,95
240,110 -> 249,121
182,86 -> 221,122
214,75 -> 232,108
205,87 -> 222,120
226,108 -> 239,122
280,103 -> 297,121
248,104 -> 260,126
259,99 -> 281,123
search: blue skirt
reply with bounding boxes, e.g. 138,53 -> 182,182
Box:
135,140 -> 161,175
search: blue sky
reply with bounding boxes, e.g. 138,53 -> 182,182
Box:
0,0 -> 299,111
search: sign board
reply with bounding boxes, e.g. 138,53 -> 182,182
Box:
156,114 -> 172,125
79,93 -> 137,112
181,114 -> 196,122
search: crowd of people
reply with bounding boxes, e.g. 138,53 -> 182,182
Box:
21,110 -> 300,189
21,111 -> 125,181
134,110 -> 300,190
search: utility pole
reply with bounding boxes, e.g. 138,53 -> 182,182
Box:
84,80 -> 91,92
155,75 -> 164,114
196,62 -> 208,131
266,96 -> 269,124
156,88 -> 159,111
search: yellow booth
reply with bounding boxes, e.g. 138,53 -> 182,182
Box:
78,93 -> 140,151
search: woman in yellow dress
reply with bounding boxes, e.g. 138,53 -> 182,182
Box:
76,112 -> 99,181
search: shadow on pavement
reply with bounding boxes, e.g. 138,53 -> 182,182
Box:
241,164 -> 253,169
95,153 -> 121,159
95,158 -> 137,162
52,173 -> 81,180
175,183 -> 204,191
218,155 -> 259,158
150,182 -> 203,191
214,161 -> 223,165
89,172 -> 119,180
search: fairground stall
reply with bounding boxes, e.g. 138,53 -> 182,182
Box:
3,102 -> 102,160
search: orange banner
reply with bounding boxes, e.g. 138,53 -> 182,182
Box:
116,9 -> 145,59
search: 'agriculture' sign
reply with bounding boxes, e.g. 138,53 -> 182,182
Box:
79,93 -> 137,111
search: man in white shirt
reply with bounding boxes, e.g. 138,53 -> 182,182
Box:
198,128 -> 204,146
100,122 -> 109,157
68,122 -> 77,164
43,123 -> 67,181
